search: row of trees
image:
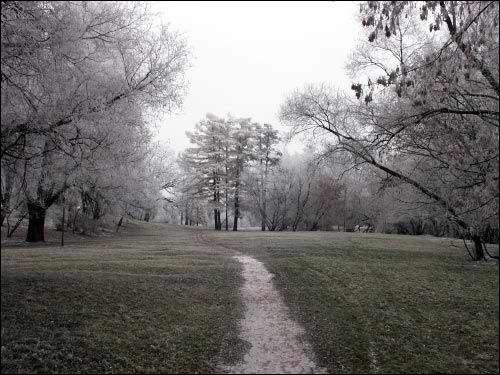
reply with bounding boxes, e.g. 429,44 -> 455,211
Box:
1,1 -> 189,241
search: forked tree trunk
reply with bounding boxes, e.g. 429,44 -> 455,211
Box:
26,202 -> 46,242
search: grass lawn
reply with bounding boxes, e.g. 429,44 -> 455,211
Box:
207,230 -> 499,374
1,222 -> 245,373
2,222 -> 498,374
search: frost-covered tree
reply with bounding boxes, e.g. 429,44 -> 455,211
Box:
251,124 -> 281,231
280,1 -> 498,259
183,114 -> 226,230
182,114 -> 282,231
1,1 -> 189,241
228,117 -> 255,231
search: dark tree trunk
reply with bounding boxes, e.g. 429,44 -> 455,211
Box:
261,201 -> 266,232
225,174 -> 229,231
213,175 -> 222,230
116,216 -> 123,233
26,202 -> 46,242
214,208 -> 222,230
472,235 -> 485,261
181,211 -> 184,225
233,168 -> 240,231
233,192 -> 239,231
225,203 -> 228,231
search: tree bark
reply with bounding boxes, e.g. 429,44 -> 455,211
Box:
471,235 -> 485,261
215,209 -> 221,230
225,198 -> 228,231
26,202 -> 46,242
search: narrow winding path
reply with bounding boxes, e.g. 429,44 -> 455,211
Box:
221,255 -> 326,374
195,229 -> 326,373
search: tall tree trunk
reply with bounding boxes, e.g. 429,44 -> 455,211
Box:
261,207 -> 266,231
233,196 -> 239,231
225,193 -> 228,231
26,201 -> 46,242
233,172 -> 240,231
225,157 -> 229,231
215,209 -> 221,230
213,173 -> 221,230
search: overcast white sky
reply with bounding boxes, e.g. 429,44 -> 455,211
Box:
149,1 -> 362,153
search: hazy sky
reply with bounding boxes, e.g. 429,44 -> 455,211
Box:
149,1 -> 362,153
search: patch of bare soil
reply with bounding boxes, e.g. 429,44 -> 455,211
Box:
219,255 -> 326,374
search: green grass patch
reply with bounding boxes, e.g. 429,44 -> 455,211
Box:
1,223 -> 245,373
208,230 -> 499,374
